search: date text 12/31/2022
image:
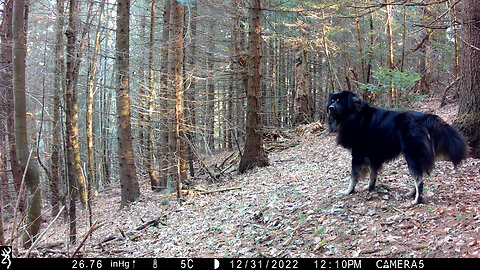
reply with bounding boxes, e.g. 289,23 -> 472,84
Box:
229,259 -> 425,269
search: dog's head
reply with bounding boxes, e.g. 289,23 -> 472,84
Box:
327,91 -> 365,132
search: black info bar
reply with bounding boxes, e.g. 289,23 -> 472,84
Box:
1,258 -> 478,270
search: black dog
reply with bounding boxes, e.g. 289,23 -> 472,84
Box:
327,91 -> 467,204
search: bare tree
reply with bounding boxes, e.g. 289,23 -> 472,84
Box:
13,0 -> 42,247
455,0 -> 480,158
159,0 -> 171,190
116,0 -> 140,207
169,0 -> 186,198
238,0 -> 269,173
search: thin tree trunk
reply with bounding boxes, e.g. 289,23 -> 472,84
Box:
64,0 -> 88,208
400,5 -> 407,72
353,0 -> 366,83
65,0 -> 79,244
146,0 -> 158,190
1,0 -> 24,210
13,0 -> 42,247
231,0 -> 243,143
365,0 -> 374,86
116,0 -> 140,208
159,0 -> 171,190
322,23 -> 335,93
168,0 -> 186,199
385,0 -> 395,103
0,205 -> 4,245
207,20 -> 216,151
50,0 -> 65,218
185,2 -> 197,177
86,0 -> 106,223
293,45 -> 311,125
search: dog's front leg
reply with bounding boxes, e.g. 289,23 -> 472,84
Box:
411,175 -> 424,205
344,176 -> 358,195
344,159 -> 365,195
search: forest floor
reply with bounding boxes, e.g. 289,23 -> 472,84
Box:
15,98 -> 480,258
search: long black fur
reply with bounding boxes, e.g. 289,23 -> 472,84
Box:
327,91 -> 468,204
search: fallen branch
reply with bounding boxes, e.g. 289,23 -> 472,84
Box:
198,186 -> 241,195
71,220 -> 103,258
25,205 -> 65,257
184,135 -> 219,182
136,216 -> 167,231
156,186 -> 242,201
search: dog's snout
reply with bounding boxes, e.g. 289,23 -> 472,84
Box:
328,104 -> 335,113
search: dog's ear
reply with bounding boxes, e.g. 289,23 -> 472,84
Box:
351,96 -> 364,112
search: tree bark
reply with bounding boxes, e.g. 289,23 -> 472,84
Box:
13,0 -> 42,247
169,0 -> 186,199
206,20 -> 216,151
185,2 -> 198,176
238,0 -> 269,173
159,0 -> 171,190
50,0 -> 65,218
293,45 -> 311,125
385,0 -> 395,103
0,205 -> 4,245
86,0 -> 106,224
145,0 -> 158,191
65,0 -> 88,208
1,0 -> 24,210
116,0 -> 140,207
455,0 -> 480,158
65,0 -> 79,244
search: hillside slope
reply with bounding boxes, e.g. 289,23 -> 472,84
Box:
23,99 -> 480,258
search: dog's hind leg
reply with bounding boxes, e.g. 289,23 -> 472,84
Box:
405,163 -> 425,204
367,165 -> 378,192
404,154 -> 427,205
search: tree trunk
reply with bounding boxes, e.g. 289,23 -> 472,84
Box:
13,0 -> 42,247
65,0 -> 79,244
353,0 -> 366,82
64,0 -> 88,208
385,0 -> 396,103
455,0 -> 480,158
169,0 -> 186,199
50,0 -> 65,218
1,0 -> 24,211
238,0 -> 269,173
116,0 -> 140,207
207,20 -> 216,151
185,2 -> 197,176
293,45 -> 311,125
159,0 -> 171,190
0,205 -> 4,245
86,0 -> 106,224
146,0 -> 158,191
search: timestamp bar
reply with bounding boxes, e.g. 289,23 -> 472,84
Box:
4,257 -> 479,270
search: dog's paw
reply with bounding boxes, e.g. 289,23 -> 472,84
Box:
342,188 -> 355,196
411,195 -> 423,205
406,189 -> 416,198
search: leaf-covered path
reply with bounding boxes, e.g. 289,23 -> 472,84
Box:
25,100 -> 480,258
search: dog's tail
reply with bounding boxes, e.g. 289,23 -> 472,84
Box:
424,114 -> 468,166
